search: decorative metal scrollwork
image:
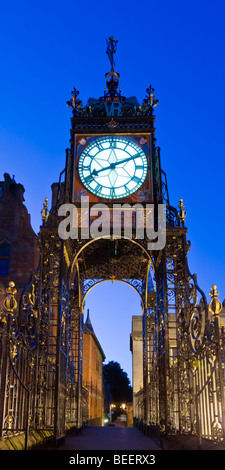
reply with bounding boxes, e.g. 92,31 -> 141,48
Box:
19,281 -> 38,351
189,303 -> 206,353
166,206 -> 180,227
185,270 -> 208,353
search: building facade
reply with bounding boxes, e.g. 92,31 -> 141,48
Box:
130,316 -> 143,419
0,173 -> 39,308
83,310 -> 105,426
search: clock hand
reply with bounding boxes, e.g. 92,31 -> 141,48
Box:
92,154 -> 142,176
92,163 -> 113,176
112,154 -> 141,167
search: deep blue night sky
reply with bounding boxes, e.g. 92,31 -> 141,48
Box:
0,0 -> 225,383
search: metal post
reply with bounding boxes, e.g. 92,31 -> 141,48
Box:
194,371 -> 202,449
9,357 -> 30,450
77,307 -> 84,429
0,319 -> 9,437
0,282 -> 18,437
24,389 -> 30,450
209,285 -> 225,440
213,312 -> 225,439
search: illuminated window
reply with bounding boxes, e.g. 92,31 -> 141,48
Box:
0,242 -> 10,276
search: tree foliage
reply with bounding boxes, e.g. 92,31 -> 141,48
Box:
103,361 -> 132,403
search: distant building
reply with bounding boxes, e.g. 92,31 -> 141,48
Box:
214,299 -> 225,327
83,309 -> 105,426
130,316 -> 143,420
0,173 -> 39,309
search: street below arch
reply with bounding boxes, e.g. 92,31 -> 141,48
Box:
53,426 -> 160,451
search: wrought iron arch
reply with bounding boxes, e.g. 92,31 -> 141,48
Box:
70,236 -> 155,275
81,278 -> 145,309
69,236 -> 155,309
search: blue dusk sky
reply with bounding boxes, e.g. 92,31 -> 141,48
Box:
0,0 -> 225,383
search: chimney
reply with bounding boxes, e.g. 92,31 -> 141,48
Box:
51,182 -> 59,208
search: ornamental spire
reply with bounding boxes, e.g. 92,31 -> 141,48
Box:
106,36 -> 118,71
85,309 -> 94,332
105,36 -> 120,99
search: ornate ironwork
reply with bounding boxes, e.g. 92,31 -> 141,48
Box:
144,226 -> 225,447
67,87 -> 83,116
1,200 -> 224,449
0,280 -> 36,448
143,85 -> 159,116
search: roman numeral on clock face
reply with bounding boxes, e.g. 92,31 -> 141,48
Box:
133,176 -> 141,183
109,140 -> 117,149
136,165 -> 144,170
95,184 -> 102,194
96,142 -> 104,151
84,174 -> 94,184
110,187 -> 116,198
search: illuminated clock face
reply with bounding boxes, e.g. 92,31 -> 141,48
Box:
78,135 -> 148,199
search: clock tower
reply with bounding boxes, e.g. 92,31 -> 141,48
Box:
48,36 -> 166,439
40,37 -> 205,444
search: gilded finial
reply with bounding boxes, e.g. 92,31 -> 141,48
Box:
178,198 -> 187,226
148,85 -> 159,108
3,281 -> 17,316
144,85 -> 159,115
41,198 -> 49,222
67,87 -> 83,115
209,285 -> 222,317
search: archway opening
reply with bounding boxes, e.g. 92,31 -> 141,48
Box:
83,280 -> 143,384
82,279 -> 143,427
69,237 -> 154,427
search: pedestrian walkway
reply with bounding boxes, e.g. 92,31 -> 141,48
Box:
56,426 -> 160,450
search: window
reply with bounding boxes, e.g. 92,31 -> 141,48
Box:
0,242 -> 10,276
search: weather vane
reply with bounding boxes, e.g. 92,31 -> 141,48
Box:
106,36 -> 118,71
